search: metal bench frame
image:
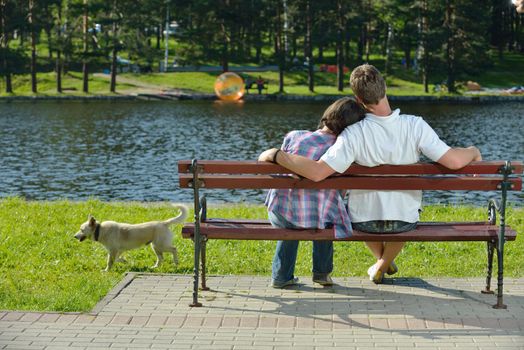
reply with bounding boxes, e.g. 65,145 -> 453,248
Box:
178,160 -> 522,309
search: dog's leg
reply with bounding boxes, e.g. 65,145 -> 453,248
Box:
169,246 -> 179,265
105,251 -> 118,272
151,244 -> 164,268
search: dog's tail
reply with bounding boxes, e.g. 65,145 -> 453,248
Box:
164,204 -> 189,225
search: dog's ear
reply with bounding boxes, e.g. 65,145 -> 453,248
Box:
88,215 -> 96,227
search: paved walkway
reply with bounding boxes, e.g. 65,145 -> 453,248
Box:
1,274 -> 523,349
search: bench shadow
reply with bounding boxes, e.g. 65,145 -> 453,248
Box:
202,277 -> 524,338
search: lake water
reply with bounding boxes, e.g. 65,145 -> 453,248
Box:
0,100 -> 522,206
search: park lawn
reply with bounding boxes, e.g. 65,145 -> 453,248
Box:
3,51 -> 524,97
124,70 -> 436,96
473,53 -> 524,89
0,72 -> 137,96
0,197 -> 522,312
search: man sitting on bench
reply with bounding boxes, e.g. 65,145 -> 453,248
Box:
259,64 -> 482,284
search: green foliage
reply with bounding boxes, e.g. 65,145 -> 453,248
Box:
2,0 -> 523,95
0,197 -> 522,312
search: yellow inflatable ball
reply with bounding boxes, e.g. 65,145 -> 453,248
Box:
214,72 -> 245,101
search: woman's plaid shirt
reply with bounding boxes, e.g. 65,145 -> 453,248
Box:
265,130 -> 353,238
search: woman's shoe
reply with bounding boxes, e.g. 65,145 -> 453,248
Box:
367,264 -> 384,284
271,277 -> 299,289
386,261 -> 398,275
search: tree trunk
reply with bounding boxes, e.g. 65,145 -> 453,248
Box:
56,3 -> 62,93
357,22 -> 364,64
445,0 -> 456,93
46,27 -> 53,59
404,49 -> 411,69
292,35 -> 297,58
255,29 -> 262,63
421,0 -> 429,93
82,0 -> 89,93
306,0 -> 314,92
336,39 -> 344,91
276,1 -> 284,93
156,23 -> 160,49
220,4 -> 229,72
336,0 -> 344,92
384,24 -> 393,79
110,0 -> 117,93
1,0 -> 13,93
221,39 -> 229,72
514,5 -> 521,52
344,21 -> 351,67
56,50 -> 62,93
365,23 -> 370,62
29,0 -> 37,93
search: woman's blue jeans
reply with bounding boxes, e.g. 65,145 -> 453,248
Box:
269,211 -> 333,283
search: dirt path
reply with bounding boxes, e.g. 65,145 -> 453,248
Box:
93,73 -> 193,95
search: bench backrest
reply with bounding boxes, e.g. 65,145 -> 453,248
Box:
178,160 -> 522,191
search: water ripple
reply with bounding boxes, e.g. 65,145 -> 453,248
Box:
0,100 -> 522,206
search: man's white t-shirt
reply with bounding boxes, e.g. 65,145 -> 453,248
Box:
320,108 -> 451,223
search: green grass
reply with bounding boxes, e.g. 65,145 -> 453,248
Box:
473,53 -> 524,88
0,197 -> 522,312
0,72 -> 137,96
3,54 -> 524,97
123,70 -> 434,96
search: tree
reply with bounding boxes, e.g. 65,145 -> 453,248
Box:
441,0 -> 491,93
417,0 -> 430,93
28,0 -> 37,93
304,0 -> 314,92
109,0 -> 118,92
274,0 -> 285,93
82,0 -> 88,93
0,0 -> 13,93
335,0 -> 346,91
53,0 -> 64,93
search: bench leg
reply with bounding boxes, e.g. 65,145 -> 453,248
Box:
481,241 -> 495,294
190,236 -> 203,307
493,242 -> 507,309
200,239 -> 209,291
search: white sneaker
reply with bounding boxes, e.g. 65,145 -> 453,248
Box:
367,264 -> 384,284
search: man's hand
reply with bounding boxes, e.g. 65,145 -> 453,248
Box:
515,0 -> 524,13
258,148 -> 279,162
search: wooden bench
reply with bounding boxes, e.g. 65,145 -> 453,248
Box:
178,159 -> 522,308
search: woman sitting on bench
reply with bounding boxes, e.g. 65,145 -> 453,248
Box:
266,97 -> 365,288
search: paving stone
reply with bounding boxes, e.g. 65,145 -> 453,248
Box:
2,276 -> 524,349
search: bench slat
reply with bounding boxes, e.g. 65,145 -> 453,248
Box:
179,173 -> 522,191
181,222 -> 517,242
178,160 -> 523,175
201,218 -> 489,226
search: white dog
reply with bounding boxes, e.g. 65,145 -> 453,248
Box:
74,204 -> 188,271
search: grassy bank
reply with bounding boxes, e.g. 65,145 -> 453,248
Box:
0,197 -> 522,312
2,53 -> 523,97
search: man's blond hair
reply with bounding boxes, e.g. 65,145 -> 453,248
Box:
349,64 -> 386,105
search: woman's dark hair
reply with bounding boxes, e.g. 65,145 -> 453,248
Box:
317,97 -> 366,135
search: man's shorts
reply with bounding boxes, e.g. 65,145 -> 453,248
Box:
352,220 -> 417,234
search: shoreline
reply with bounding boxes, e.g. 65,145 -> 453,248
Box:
1,92 -> 524,103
